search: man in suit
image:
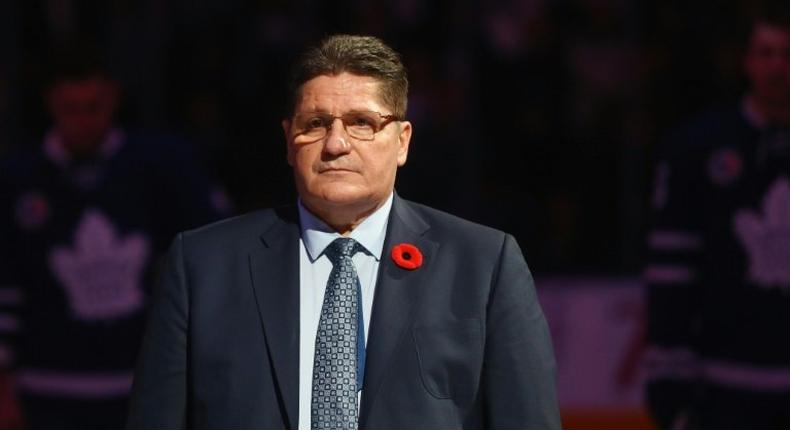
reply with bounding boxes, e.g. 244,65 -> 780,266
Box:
126,34 -> 560,430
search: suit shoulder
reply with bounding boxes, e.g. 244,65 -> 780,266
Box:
179,207 -> 285,250
406,201 -> 508,249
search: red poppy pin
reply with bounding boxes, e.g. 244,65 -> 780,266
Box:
391,243 -> 423,270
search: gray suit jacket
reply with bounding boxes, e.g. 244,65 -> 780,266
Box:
126,195 -> 560,429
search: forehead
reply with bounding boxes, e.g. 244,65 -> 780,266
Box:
750,23 -> 790,48
294,73 -> 386,113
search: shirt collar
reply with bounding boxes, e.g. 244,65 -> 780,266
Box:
297,192 -> 393,263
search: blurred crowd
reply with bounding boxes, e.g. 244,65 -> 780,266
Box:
0,0 -> 788,429
0,0 -> 765,275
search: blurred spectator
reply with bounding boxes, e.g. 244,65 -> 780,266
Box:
0,42 -> 228,430
644,3 -> 790,429
5,0 -> 661,276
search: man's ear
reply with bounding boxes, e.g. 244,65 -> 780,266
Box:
396,120 -> 412,167
283,118 -> 294,166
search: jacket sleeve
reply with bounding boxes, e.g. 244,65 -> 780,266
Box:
126,233 -> 189,430
643,145 -> 705,429
483,234 -> 561,429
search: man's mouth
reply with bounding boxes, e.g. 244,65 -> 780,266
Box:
320,167 -> 355,173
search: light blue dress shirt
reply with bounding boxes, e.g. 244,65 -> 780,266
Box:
297,193 -> 393,430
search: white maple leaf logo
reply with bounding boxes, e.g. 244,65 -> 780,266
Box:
49,210 -> 150,320
733,177 -> 790,291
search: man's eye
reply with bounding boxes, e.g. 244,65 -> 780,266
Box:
348,115 -> 375,128
306,117 -> 327,129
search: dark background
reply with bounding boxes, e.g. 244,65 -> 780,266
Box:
0,0 -> 756,276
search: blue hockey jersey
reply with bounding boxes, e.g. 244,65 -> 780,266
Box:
644,101 -> 790,402
0,130 -> 227,399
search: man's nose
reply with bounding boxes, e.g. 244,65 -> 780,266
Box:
323,118 -> 352,155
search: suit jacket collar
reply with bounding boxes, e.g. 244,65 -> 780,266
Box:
248,196 -> 440,430
359,195 -> 439,429
249,205 -> 301,430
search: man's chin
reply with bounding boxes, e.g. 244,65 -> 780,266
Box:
304,185 -> 372,208
320,192 -> 371,208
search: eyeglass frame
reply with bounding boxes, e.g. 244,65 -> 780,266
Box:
289,110 -> 401,143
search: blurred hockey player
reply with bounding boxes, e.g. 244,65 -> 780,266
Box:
0,43 -> 228,429
644,4 -> 790,430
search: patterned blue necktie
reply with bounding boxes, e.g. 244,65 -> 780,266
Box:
312,238 -> 363,429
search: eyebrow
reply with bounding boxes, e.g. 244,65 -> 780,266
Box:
301,109 -> 381,114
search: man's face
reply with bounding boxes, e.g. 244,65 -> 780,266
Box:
283,72 -> 411,217
47,76 -> 118,154
745,23 -> 790,109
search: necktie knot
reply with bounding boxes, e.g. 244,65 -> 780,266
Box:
324,237 -> 363,265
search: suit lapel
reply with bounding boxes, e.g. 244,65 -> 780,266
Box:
359,196 -> 439,429
249,206 -> 301,430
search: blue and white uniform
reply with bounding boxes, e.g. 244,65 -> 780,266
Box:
0,130 -> 228,429
645,99 -> 790,429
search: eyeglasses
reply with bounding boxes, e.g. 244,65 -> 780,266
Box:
291,111 -> 400,142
